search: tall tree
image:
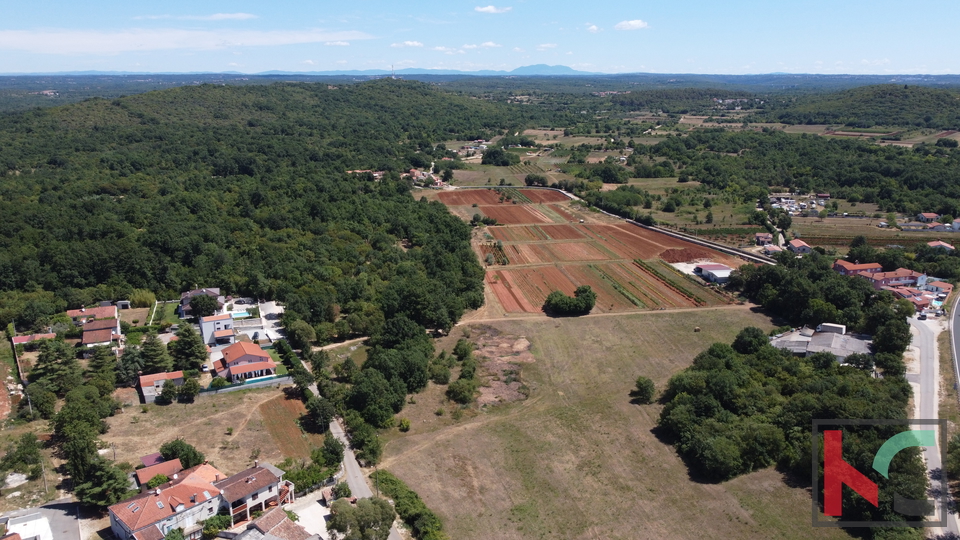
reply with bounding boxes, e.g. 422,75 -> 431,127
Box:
116,348 -> 145,387
188,295 -> 219,318
140,331 -> 172,374
159,438 -> 205,468
168,325 -> 207,371
74,458 -> 131,507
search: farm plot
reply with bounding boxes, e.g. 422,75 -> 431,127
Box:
549,204 -> 577,221
506,242 -> 611,264
479,205 -> 553,225
437,189 -> 503,205
520,189 -> 570,203
487,270 -> 537,313
602,262 -> 700,309
489,224 -> 586,242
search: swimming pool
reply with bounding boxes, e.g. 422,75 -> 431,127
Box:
231,311 -> 250,319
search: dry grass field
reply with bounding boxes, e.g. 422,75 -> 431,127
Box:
259,393 -> 327,460
102,385 -> 290,476
380,310 -> 851,540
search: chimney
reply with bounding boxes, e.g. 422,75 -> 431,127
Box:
190,494 -> 196,503
203,460 -> 208,465
254,460 -> 259,468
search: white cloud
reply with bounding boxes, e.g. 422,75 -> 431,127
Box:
861,58 -> 891,66
325,41 -> 350,46
391,40 -> 424,48
135,13 -> 258,21
433,46 -> 465,55
480,41 -> 500,48
462,43 -> 478,49
586,24 -> 599,33
536,43 -> 557,51
614,19 -> 649,30
513,47 -> 523,52
475,5 -> 512,13
0,28 -> 373,54
302,60 -> 317,65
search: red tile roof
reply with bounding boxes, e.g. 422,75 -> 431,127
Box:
138,371 -> 184,388
788,239 -> 811,248
248,507 -> 312,540
201,313 -> 232,322
213,329 -> 236,338
109,463 -> 224,533
66,305 -> 117,320
83,318 -> 119,331
11,333 -> 56,345
214,465 -> 280,503
82,328 -> 117,345
920,212 -> 940,219
834,260 -> 882,272
135,459 -> 184,486
140,452 -> 164,467
222,341 -> 270,365
928,240 -> 955,250
929,281 -> 954,291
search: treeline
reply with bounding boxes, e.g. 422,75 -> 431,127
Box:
657,328 -> 923,534
750,84 -> 960,129
0,80 -> 503,336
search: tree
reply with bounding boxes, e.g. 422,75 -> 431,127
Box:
873,320 -> 912,356
22,383 -> 56,419
75,458 -> 132,508
177,378 -> 201,403
163,529 -> 185,540
168,325 -> 207,371
30,339 -> 83,396
146,473 -> 169,489
286,319 -> 316,351
61,421 -> 99,484
633,376 -> 656,404
732,327 -> 768,355
158,379 -> 177,404
116,348 -> 145,387
141,332 -> 172,374
188,295 -> 219,318
306,396 -> 335,432
328,497 -> 395,540
441,168 -> 454,183
333,481 -> 351,499
524,173 -> 548,186
210,376 -> 229,389
319,434 -> 345,467
446,378 -> 477,405
159,438 -> 205,468
543,285 -> 596,316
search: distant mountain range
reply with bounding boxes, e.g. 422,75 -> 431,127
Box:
0,64 -> 603,77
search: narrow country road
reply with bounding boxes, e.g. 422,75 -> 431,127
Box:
907,317 -> 959,534
328,417 -> 403,540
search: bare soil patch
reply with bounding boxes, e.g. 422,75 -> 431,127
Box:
259,393 -> 326,459
471,326 -> 535,407
120,307 -> 150,327
438,189 -> 503,205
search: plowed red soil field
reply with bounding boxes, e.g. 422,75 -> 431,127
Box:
490,224 -> 585,242
549,205 -> 577,221
479,205 -> 552,224
521,189 -> 570,203
438,190 -> 503,205
506,242 -> 611,264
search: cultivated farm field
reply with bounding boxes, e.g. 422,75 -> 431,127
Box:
381,311 -> 850,540
432,188 -> 741,315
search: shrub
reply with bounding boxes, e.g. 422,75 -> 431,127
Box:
398,418 -> 411,432
633,376 -> 656,404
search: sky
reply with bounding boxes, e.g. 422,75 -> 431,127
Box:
0,0 -> 957,75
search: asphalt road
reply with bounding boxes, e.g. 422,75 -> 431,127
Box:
908,317 -> 959,534
329,418 -> 402,540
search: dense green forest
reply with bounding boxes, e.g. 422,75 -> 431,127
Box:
658,328 -> 924,535
749,84 -> 960,129
0,80 -> 530,332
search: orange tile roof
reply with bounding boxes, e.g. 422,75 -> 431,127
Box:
110,463 -> 224,533
834,260 -> 882,272
213,329 -> 236,338
66,305 -> 117,319
82,328 -> 117,345
201,313 -> 232,322
222,341 -> 270,364
83,318 -> 119,331
214,465 -> 279,503
138,371 -> 184,387
135,459 -> 184,485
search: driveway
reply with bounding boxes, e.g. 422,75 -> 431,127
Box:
284,488 -> 330,537
2,499 -> 80,540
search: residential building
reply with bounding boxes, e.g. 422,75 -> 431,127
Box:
926,281 -> 954,295
859,268 -> 927,290
952,218 -> 960,231
770,327 -> 872,362
230,507 -> 318,540
917,212 -> 940,223
199,314 -> 235,345
787,239 -> 812,254
82,317 -> 122,347
762,244 -> 783,255
11,333 -> 56,346
754,232 -> 773,246
833,260 -> 883,276
694,263 -> 733,284
219,342 -> 278,383
109,462 -> 295,540
179,288 -> 224,319
66,305 -> 117,325
135,459 -> 184,491
139,372 -> 185,404
928,240 -> 955,251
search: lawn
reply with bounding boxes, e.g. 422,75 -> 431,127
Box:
266,348 -> 288,375
160,301 -> 182,325
380,309 -> 852,540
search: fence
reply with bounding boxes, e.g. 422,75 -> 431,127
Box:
200,375 -> 292,395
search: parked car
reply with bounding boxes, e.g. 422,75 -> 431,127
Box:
918,313 -> 927,320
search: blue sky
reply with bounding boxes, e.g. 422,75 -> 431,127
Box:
0,0 -> 957,74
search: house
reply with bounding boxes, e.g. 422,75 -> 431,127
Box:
763,245 -> 783,255
833,260 -> 883,276
230,507 -> 318,540
927,223 -> 949,232
66,305 -> 118,325
141,453 -> 165,468
215,462 -> 294,527
694,263 -> 733,284
770,327 -> 872,362
135,459 -> 184,491
817,193 -> 831,199
11,333 -> 56,346
754,232 -> 773,246
179,288 -> 224,319
787,239 -> 812,254
928,240 -> 955,251
82,318 -> 122,347
926,281 -> 954,295
952,218 -> 960,232
859,268 -> 926,290
139,372 -> 185,404
219,342 -> 278,383
199,313 -> 235,345
109,462 -> 296,540
917,212 -> 940,223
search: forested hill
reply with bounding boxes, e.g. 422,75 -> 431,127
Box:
0,80 -> 521,332
750,84 -> 960,129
